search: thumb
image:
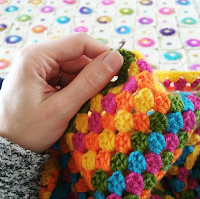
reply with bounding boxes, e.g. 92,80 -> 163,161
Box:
51,50 -> 123,118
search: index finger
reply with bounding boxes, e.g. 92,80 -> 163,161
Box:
38,33 -> 110,62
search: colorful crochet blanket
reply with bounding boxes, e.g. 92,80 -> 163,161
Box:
39,49 -> 200,199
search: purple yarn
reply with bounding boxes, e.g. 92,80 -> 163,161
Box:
189,64 -> 200,71
137,59 -> 153,74
122,76 -> 137,93
182,110 -> 196,132
187,95 -> 200,111
138,17 -> 153,24
160,28 -> 176,36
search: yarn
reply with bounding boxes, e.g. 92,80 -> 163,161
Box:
88,111 -> 104,133
137,59 -> 153,74
75,114 -> 88,134
122,76 -> 137,94
101,93 -> 117,114
145,153 -> 162,174
142,173 -> 157,189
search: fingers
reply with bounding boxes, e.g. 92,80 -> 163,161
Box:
48,50 -> 123,119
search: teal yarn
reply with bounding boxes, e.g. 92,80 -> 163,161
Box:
164,189 -> 175,197
91,170 -> 108,193
52,140 -> 60,150
174,153 -> 186,166
148,132 -> 166,154
107,171 -> 125,196
182,146 -> 193,156
110,152 -> 128,172
179,95 -> 194,112
78,193 -> 86,199
166,112 -> 183,134
190,166 -> 200,178
50,183 -> 71,199
179,189 -> 195,199
127,151 -> 146,174
58,153 -> 69,168
94,191 -> 105,199
170,177 -> 185,192
149,112 -> 168,133
71,173 -> 77,185
161,152 -> 173,170
142,173 -> 157,189
131,131 -> 148,153
168,94 -> 184,112
195,185 -> 200,198
179,92 -> 192,96
177,131 -> 189,149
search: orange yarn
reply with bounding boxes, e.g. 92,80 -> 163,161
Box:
73,150 -> 84,172
83,170 -> 95,191
115,91 -> 135,112
68,157 -> 79,174
135,71 -> 154,90
140,189 -> 151,199
95,149 -> 111,172
172,148 -> 182,164
168,86 -> 175,92
59,136 -> 70,154
185,86 -> 191,91
132,111 -> 150,133
188,129 -> 194,138
153,91 -> 170,114
115,132 -> 132,154
156,170 -> 166,181
85,132 -> 100,152
47,175 -> 59,192
75,178 -> 90,193
101,112 -> 116,131
173,192 -> 180,199
182,180 -> 188,192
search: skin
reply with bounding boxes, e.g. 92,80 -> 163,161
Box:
0,33 -> 123,153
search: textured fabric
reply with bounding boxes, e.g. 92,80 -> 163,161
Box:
0,137 -> 50,199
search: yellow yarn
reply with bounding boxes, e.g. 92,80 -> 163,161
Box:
164,196 -> 176,199
114,110 -> 134,132
134,88 -> 154,113
154,79 -> 166,92
71,185 -> 76,192
186,134 -> 200,146
41,192 -> 52,199
82,150 -> 96,170
132,50 -> 146,61
128,62 -> 140,77
99,129 -> 116,151
65,133 -> 74,151
153,71 -> 200,83
75,114 -> 88,134
42,159 -> 57,174
41,171 -> 51,186
154,182 -> 165,192
185,145 -> 200,170
167,165 -> 178,175
90,93 -> 103,113
108,84 -> 123,96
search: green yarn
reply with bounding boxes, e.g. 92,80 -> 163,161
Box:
142,173 -> 157,189
65,115 -> 76,132
123,195 -> 140,199
79,99 -> 90,113
168,94 -> 184,112
196,92 -> 200,98
179,189 -> 195,199
194,110 -> 200,130
91,170 -> 108,193
149,112 -> 168,133
161,152 -> 173,171
110,152 -> 128,172
131,131 -> 148,153
119,8 -> 133,15
177,131 -> 189,149
151,189 -> 165,197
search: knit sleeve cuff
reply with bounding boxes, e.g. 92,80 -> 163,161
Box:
0,136 -> 50,199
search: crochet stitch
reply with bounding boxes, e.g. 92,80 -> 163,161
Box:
40,49 -> 200,199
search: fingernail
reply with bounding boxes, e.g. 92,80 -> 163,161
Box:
103,51 -> 123,72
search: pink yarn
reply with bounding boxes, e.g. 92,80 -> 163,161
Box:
151,195 -> 163,199
145,153 -> 162,175
106,194 -> 122,199
63,168 -> 72,182
187,95 -> 200,111
191,79 -> 200,91
164,133 -> 179,152
174,78 -> 187,91
137,59 -> 153,74
101,93 -> 117,114
72,132 -> 86,153
122,76 -> 137,93
125,172 -> 144,195
187,177 -> 198,190
177,166 -> 190,181
88,111 -> 103,133
163,79 -> 171,89
194,125 -> 200,135
182,110 -> 196,132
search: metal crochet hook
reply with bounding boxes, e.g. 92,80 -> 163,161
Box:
113,39 -> 126,51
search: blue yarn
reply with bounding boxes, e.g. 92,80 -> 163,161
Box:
170,177 -> 185,192
127,151 -> 146,174
79,193 -> 86,199
5,6 -> 18,12
179,92 -> 192,96
173,154 -> 186,166
50,183 -> 71,199
147,110 -> 155,116
166,112 -> 183,134
176,0 -> 191,5
94,191 -> 105,199
107,171 -> 126,196
52,140 -> 60,150
179,95 -> 194,112
79,7 -> 93,14
195,185 -> 200,198
181,17 -> 196,25
58,153 -> 69,169
0,78 -> 4,90
71,173 -> 77,185
57,16 -> 70,24
116,26 -> 131,34
164,52 -> 182,61
148,132 -> 166,155
182,146 -> 193,156
189,166 -> 200,178
164,189 -> 175,197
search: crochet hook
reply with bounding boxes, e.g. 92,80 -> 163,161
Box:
113,39 -> 126,51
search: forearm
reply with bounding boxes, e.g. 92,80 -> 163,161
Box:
0,136 -> 50,199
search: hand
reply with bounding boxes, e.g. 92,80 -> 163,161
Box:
0,33 -> 123,153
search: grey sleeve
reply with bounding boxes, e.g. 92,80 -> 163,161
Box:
0,137 -> 50,199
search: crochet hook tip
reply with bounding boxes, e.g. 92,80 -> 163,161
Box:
113,39 -> 126,51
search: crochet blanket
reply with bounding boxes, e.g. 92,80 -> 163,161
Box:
39,49 -> 200,199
